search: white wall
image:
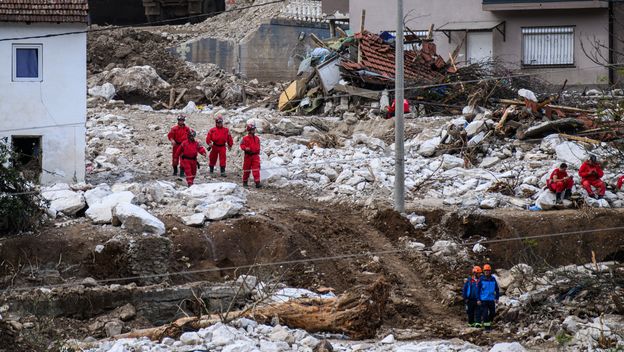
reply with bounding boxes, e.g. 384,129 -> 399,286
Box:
0,23 -> 87,184
349,0 -> 610,85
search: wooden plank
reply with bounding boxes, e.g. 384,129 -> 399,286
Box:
333,84 -> 381,100
168,88 -> 176,109
559,133 -> 601,145
360,9 -> 366,33
172,88 -> 188,107
427,24 -> 434,40
495,106 -> 512,133
309,33 -> 327,48
336,26 -> 348,38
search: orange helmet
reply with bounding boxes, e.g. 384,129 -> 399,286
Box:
472,266 -> 482,274
246,122 -> 256,132
483,264 -> 492,271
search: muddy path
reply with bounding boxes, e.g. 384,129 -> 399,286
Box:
3,186 -> 624,349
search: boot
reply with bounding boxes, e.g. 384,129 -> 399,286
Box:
209,166 -> 215,174
220,166 -> 226,177
243,180 -> 248,188
255,182 -> 262,189
173,166 -> 178,176
564,189 -> 572,200
179,168 -> 185,178
555,192 -> 563,204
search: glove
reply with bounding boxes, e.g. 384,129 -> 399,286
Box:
206,145 -> 212,152
197,160 -> 201,170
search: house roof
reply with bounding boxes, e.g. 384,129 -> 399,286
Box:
339,31 -> 449,86
0,0 -> 89,24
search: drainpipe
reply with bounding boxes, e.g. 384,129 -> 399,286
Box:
609,1 -> 614,86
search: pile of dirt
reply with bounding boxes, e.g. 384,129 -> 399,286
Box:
88,28 -> 199,87
87,27 -> 280,108
194,0 -> 285,43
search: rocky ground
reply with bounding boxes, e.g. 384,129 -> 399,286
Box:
3,1 -> 624,350
1,98 -> 624,351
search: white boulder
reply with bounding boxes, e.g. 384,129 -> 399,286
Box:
41,184 -> 86,217
88,83 -> 116,101
84,184 -> 113,207
179,332 -> 202,346
181,213 -> 206,227
555,142 -> 588,168
535,190 -> 557,210
489,342 -> 526,352
112,203 -> 165,235
86,191 -> 136,224
196,200 -> 243,221
419,137 -> 441,157
480,198 -> 499,209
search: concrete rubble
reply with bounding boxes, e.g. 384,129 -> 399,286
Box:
66,319 -> 527,352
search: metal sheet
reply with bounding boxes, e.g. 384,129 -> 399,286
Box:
436,21 -> 503,31
316,56 -> 342,93
522,26 -> 574,66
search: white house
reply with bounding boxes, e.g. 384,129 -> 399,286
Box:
0,0 -> 88,184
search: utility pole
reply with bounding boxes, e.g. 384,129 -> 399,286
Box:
394,0 -> 405,213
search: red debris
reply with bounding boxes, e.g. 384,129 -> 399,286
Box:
339,31 -> 449,87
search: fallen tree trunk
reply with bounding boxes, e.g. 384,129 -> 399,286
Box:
118,278 -> 390,341
516,118 -> 585,140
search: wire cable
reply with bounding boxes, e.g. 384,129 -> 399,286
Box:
1,225 -> 623,294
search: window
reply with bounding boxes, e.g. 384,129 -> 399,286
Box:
12,44 -> 42,81
522,26 -> 574,67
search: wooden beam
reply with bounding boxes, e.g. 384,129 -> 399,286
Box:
360,9 -> 366,33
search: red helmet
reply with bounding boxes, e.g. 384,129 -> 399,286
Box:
473,266 -> 482,274
188,129 -> 196,138
246,122 -> 256,132
177,114 -> 186,121
215,115 -> 224,123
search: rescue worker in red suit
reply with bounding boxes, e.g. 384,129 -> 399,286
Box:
178,130 -> 208,186
547,163 -> 574,204
617,175 -> 624,190
578,155 -> 606,199
240,122 -> 261,188
167,115 -> 191,177
386,99 -> 410,119
206,115 -> 233,177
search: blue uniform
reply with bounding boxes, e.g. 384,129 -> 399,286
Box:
462,277 -> 480,325
477,275 -> 500,328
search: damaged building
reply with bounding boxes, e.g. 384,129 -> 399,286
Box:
350,0 -> 614,86
0,0 -> 88,184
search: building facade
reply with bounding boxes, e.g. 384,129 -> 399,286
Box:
0,1 -> 88,184
349,0 -> 611,85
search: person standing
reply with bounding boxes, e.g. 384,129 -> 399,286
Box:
477,264 -> 500,330
178,130 -> 207,186
462,266 -> 482,327
167,115 -> 191,177
206,115 -> 234,177
240,122 -> 261,188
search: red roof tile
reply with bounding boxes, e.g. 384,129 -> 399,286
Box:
0,0 -> 88,23
340,31 -> 447,86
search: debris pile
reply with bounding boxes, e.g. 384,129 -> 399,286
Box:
278,29 -> 542,117
495,262 -> 624,350
87,28 -> 279,109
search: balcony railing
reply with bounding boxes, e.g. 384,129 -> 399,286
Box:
280,0 -> 324,22
483,0 -> 608,10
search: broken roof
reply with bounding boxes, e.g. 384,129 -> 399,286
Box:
339,31 -> 448,87
0,0 -> 89,24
